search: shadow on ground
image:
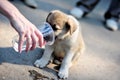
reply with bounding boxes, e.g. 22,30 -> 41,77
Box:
0,47 -> 43,65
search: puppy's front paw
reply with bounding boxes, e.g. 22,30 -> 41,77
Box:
34,58 -> 48,68
58,68 -> 69,79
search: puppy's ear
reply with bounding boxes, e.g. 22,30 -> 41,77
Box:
65,17 -> 77,35
46,12 -> 52,22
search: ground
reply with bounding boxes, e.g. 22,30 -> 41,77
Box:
0,0 -> 120,80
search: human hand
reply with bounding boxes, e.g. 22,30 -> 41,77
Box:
10,14 -> 44,53
0,0 -> 44,53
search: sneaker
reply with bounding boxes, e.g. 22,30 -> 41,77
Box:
70,7 -> 84,19
24,0 -> 37,8
105,19 -> 118,31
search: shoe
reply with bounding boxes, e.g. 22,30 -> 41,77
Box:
24,0 -> 37,8
105,19 -> 118,31
70,7 -> 84,19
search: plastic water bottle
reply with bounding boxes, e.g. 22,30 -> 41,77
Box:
12,22 -> 55,52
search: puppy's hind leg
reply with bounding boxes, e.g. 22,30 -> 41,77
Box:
34,46 -> 54,68
72,47 -> 85,65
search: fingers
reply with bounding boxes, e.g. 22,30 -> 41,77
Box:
18,29 -> 44,53
18,34 -> 25,53
26,35 -> 32,52
35,30 -> 44,47
30,33 -> 38,50
26,32 -> 40,52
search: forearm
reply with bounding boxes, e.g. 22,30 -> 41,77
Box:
0,0 -> 24,21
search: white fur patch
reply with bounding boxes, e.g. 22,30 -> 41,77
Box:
34,46 -> 54,68
34,58 -> 48,68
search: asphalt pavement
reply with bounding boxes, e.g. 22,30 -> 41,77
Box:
0,0 -> 120,80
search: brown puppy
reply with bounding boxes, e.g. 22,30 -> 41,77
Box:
34,10 -> 85,79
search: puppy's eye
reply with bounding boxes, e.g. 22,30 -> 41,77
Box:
52,24 -> 58,31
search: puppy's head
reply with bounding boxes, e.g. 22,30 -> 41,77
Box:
46,10 -> 77,40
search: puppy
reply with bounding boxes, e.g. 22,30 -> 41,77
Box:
34,10 -> 85,79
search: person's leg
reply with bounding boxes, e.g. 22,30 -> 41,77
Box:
104,0 -> 120,31
70,0 -> 100,19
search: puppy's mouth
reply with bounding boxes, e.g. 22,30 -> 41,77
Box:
55,36 -> 58,40
55,36 -> 63,41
